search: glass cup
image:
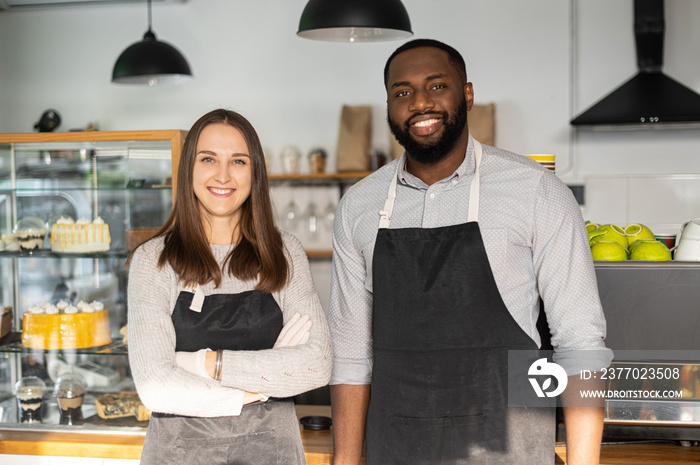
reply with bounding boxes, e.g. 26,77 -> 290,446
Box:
281,147 -> 301,174
54,372 -> 87,425
308,148 -> 327,175
13,216 -> 47,253
282,200 -> 299,232
14,376 -> 47,423
324,202 -> 337,231
306,202 -> 320,240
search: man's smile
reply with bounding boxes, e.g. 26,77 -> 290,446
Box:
409,115 -> 444,136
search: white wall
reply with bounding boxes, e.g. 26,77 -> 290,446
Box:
0,0 -> 574,162
1,0 -> 700,289
571,0 -> 700,233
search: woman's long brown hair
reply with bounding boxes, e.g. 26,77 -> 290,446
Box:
133,109 -> 288,293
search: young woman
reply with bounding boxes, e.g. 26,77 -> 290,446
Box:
127,109 -> 332,464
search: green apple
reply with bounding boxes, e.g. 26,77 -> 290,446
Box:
628,239 -> 655,254
589,224 -> 629,249
591,240 -> 629,261
630,240 -> 672,261
625,223 -> 655,247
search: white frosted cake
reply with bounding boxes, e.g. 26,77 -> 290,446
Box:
51,217 -> 111,253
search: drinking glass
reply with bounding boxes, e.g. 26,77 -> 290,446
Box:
324,202 -> 337,231
282,200 -> 299,232
306,202 -> 320,240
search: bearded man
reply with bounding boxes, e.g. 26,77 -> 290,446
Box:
327,39 -> 612,465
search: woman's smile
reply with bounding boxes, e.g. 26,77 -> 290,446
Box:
208,186 -> 236,197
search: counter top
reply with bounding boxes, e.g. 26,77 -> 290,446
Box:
0,405 -> 334,463
2,405 -> 700,464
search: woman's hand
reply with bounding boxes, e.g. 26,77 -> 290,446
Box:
175,348 -> 211,378
243,392 -> 268,405
274,312 -> 312,348
175,349 -> 218,380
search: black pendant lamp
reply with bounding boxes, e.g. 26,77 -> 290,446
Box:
297,0 -> 413,43
112,0 -> 192,86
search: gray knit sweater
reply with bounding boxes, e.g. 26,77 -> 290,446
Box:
127,231 -> 332,417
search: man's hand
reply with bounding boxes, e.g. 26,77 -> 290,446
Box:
331,384 -> 371,465
562,373 -> 605,465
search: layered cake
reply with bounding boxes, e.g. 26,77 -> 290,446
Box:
50,217 -> 111,253
21,300 -> 111,350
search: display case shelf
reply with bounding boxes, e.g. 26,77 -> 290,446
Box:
0,250 -> 134,259
0,333 -> 128,356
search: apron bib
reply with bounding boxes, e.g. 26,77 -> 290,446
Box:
140,289 -> 306,465
366,141 -> 555,465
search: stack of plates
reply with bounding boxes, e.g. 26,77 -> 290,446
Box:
525,154 -> 555,172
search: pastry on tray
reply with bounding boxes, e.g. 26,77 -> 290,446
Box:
95,391 -> 151,422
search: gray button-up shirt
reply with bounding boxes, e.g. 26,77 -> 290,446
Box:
329,136 -> 612,385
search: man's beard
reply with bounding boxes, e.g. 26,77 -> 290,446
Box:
388,97 -> 468,165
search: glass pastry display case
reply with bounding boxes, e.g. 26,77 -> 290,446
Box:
0,130 -> 185,434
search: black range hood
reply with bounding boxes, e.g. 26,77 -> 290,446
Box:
571,0 -> 700,128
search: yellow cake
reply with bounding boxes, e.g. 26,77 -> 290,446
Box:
51,217 -> 111,253
21,302 -> 112,350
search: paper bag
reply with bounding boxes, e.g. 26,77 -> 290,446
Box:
468,103 -> 496,146
337,105 -> 372,172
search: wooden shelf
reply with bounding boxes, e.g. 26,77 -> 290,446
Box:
268,172 -> 371,182
0,130 -> 186,145
306,250 -> 332,259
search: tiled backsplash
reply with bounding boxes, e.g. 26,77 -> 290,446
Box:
584,175 -> 700,235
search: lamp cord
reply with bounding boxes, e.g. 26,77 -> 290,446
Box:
147,0 -> 152,33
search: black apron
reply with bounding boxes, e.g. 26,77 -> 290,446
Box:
366,141 -> 555,464
140,289 -> 306,465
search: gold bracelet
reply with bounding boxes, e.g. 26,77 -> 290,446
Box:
214,349 -> 223,381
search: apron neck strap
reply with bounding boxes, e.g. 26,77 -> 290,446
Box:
378,161 -> 400,229
379,140 -> 483,229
